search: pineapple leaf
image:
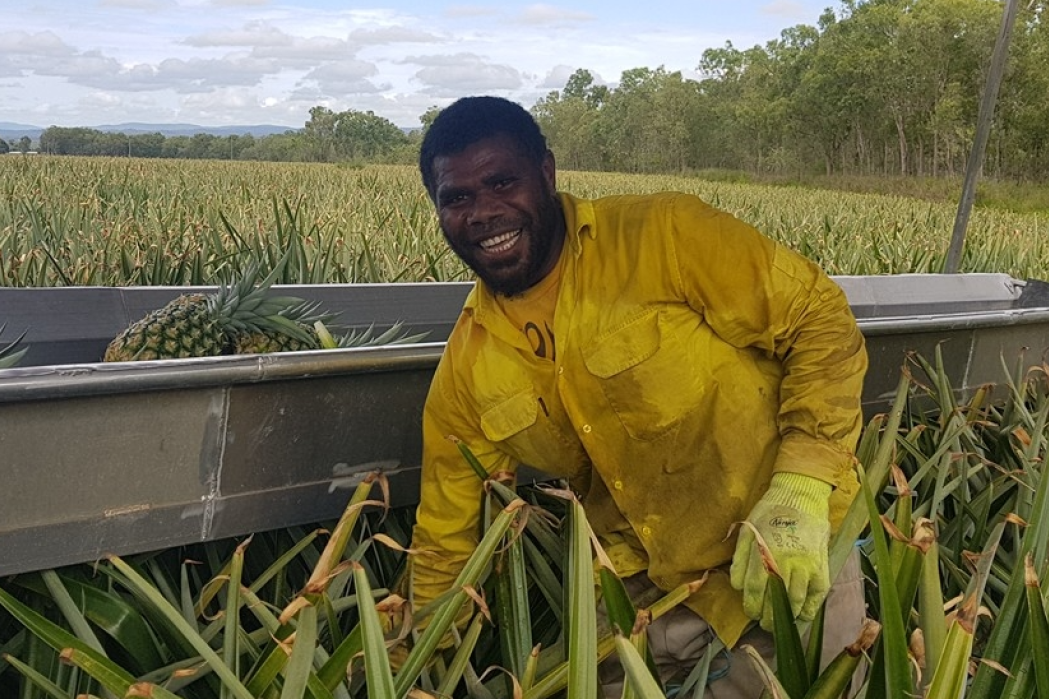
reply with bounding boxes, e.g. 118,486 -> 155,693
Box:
0,323 -> 29,368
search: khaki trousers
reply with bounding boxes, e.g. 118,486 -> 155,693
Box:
598,550 -> 865,698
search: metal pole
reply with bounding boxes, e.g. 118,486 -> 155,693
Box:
943,0 -> 1021,274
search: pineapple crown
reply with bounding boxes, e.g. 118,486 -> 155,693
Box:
207,257 -> 338,345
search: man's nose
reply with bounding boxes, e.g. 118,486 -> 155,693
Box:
466,189 -> 503,225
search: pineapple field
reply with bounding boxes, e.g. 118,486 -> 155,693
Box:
2,156 -> 1049,287
3,155 -> 1049,698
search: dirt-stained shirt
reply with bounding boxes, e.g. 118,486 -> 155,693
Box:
410,191 -> 868,647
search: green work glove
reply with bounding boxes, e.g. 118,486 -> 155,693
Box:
729,472 -> 832,631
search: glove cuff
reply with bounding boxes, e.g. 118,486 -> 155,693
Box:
763,472 -> 832,516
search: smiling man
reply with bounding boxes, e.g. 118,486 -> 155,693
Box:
408,96 -> 868,697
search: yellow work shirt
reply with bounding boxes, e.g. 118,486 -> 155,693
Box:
411,191 -> 868,647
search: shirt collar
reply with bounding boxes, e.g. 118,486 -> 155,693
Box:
560,191 -> 596,257
464,191 -> 594,318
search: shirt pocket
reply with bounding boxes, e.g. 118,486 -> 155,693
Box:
479,386 -> 583,476
583,307 -> 699,442
480,387 -> 538,442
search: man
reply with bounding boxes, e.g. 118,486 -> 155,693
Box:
409,95 -> 867,696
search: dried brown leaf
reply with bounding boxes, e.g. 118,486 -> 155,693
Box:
463,584 -> 491,623
909,627 -> 926,669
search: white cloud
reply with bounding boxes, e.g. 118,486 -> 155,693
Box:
99,0 -> 177,9
210,0 -> 271,7
409,53 -> 522,94
0,30 -> 79,60
443,5 -> 498,19
298,59 -> 384,95
517,4 -> 594,26
761,0 -> 809,20
539,64 -> 606,90
347,26 -> 443,46
184,21 -> 293,48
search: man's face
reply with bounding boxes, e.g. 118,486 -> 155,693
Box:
431,133 -> 564,297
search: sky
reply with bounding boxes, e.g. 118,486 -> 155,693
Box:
0,0 -> 837,130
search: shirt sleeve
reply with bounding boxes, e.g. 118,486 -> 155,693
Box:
666,193 -> 868,486
409,350 -> 517,614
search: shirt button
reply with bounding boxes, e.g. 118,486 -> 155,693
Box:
582,424 -> 592,434
642,526 -> 652,537
557,366 -> 564,375
614,480 -> 624,490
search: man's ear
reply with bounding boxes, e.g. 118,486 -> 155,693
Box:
542,149 -> 556,192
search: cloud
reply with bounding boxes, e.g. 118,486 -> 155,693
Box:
407,53 -> 522,94
0,30 -> 79,61
299,59 -> 384,95
184,21 -> 292,48
34,51 -> 126,81
517,4 -> 594,26
760,0 -> 809,20
184,23 -> 442,66
99,0 -> 177,9
347,26 -> 443,47
539,64 -> 578,89
250,36 -> 352,63
444,5 -> 498,19
157,55 -> 282,91
35,53 -> 284,94
210,0 -> 270,6
181,88 -> 268,118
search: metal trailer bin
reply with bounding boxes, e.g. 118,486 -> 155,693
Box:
2,273 -> 1048,576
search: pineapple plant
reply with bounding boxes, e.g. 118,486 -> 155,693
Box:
104,261 -> 328,362
0,323 -> 28,368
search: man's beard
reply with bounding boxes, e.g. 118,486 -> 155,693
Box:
451,192 -> 564,297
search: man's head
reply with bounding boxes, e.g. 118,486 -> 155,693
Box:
420,96 -> 565,297
419,96 -> 549,201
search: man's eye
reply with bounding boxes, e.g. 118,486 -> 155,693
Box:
494,178 -> 515,189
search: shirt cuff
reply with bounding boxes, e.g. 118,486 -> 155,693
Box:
773,433 -> 855,488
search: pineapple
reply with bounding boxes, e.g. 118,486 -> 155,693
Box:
0,323 -> 28,368
231,329 -> 317,355
230,298 -> 335,355
104,262 -> 326,362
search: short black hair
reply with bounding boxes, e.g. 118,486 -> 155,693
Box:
419,96 -> 548,200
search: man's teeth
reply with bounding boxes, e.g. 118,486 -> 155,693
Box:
480,230 -> 520,253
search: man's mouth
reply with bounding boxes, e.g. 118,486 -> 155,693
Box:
478,230 -> 521,254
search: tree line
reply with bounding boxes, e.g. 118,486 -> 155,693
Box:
535,0 -> 1049,181
14,0 -> 1049,182
28,106 -> 421,163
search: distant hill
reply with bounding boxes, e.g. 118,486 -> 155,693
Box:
0,122 -> 42,142
0,122 -> 299,143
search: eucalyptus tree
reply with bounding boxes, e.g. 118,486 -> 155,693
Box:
303,106 -> 408,163
532,69 -> 607,172
995,0 -> 1049,180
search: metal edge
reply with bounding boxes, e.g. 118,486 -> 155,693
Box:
856,307 -> 1049,335
0,342 -> 447,403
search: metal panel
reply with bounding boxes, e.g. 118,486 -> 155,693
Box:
0,347 -> 440,575
834,272 -> 1024,317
